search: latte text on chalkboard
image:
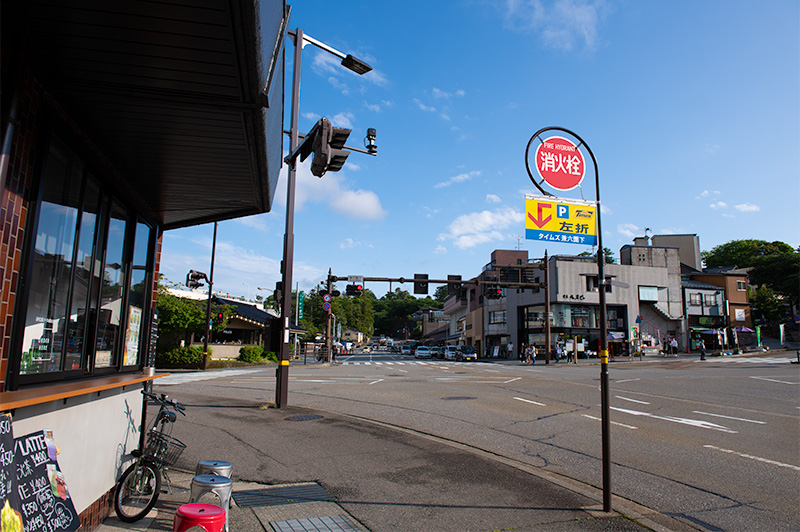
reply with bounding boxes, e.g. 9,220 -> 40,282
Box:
14,430 -> 79,532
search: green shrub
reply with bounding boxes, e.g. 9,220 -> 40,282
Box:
263,351 -> 278,363
156,345 -> 207,368
238,345 -> 264,363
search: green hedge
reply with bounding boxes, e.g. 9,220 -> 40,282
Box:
238,345 -> 264,362
156,345 -> 208,368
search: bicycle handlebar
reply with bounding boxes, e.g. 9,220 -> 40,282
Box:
142,390 -> 186,414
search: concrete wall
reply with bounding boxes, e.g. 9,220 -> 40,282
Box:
11,388 -> 143,514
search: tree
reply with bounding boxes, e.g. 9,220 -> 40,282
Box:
750,253 -> 800,311
578,247 -> 616,264
749,285 -> 786,324
702,239 -> 793,269
156,275 -> 232,348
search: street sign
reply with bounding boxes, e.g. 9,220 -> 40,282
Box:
323,294 -> 331,303
348,275 -> 364,284
525,194 -> 597,245
323,302 -> 331,312
534,136 -> 585,191
298,291 -> 304,320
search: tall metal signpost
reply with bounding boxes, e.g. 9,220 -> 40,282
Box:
525,127 -> 611,512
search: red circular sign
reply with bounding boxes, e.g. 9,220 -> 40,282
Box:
534,136 -> 585,191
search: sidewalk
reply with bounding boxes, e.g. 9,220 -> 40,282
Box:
96,401 -> 697,532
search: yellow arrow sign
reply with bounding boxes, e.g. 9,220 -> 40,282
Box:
525,195 -> 597,245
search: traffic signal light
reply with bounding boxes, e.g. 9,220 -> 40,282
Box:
301,117 -> 352,177
414,274 -> 429,295
186,270 -> 205,289
345,284 -> 364,297
484,285 -> 503,299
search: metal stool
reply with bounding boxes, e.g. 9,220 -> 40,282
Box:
196,460 -> 233,478
173,503 -> 225,532
189,475 -> 233,532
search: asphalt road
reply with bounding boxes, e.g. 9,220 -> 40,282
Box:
157,351 -> 799,531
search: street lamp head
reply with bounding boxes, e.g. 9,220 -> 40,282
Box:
341,54 -> 372,75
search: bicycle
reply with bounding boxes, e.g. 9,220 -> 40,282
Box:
114,390 -> 186,522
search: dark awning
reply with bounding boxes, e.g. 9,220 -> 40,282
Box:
3,0 -> 287,229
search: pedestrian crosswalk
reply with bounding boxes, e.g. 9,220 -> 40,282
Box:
156,368 -> 263,385
340,360 -> 490,366
716,356 -> 796,364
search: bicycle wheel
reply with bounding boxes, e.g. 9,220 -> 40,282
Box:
114,461 -> 161,522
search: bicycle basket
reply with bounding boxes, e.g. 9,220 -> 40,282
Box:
143,431 -> 186,468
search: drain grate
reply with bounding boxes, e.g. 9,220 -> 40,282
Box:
233,483 -> 334,508
270,515 -> 361,532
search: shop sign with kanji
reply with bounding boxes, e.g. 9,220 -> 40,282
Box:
525,194 -> 597,245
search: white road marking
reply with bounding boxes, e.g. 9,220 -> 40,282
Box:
704,445 -> 800,471
156,369 -> 260,385
749,376 -> 797,385
582,414 -> 638,430
368,379 -> 384,385
610,406 -> 737,433
514,397 -> 545,406
616,378 -> 640,383
693,411 -> 766,424
615,396 -> 650,405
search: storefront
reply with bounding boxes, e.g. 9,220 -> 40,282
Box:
1,1 -> 286,529
520,303 -> 628,357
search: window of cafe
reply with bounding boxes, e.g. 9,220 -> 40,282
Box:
12,135 -> 155,388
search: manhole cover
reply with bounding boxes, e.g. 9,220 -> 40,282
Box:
284,415 -> 323,422
442,396 -> 477,401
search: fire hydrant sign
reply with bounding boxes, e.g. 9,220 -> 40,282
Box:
525,194 -> 597,245
534,136 -> 585,191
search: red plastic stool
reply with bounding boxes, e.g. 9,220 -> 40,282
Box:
173,503 -> 226,532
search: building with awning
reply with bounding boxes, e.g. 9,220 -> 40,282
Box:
0,1 -> 287,528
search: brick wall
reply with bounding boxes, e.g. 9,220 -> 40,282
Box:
1,70 -> 41,391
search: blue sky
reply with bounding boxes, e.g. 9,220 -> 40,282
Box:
160,0 -> 799,301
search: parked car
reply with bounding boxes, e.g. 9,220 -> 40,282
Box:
460,345 -> 477,362
444,346 -> 461,361
414,346 -> 432,359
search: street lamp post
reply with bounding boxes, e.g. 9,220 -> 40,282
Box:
276,28 -> 372,408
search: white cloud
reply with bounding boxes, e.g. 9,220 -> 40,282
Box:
432,87 -> 466,99
234,215 -> 269,233
276,161 -> 387,221
340,238 -> 361,249
331,112 -> 355,129
734,203 -> 760,212
433,245 -> 448,255
438,207 -> 523,249
485,194 -> 502,203
502,0 -> 609,52
617,223 -> 640,239
413,98 -> 436,112
709,201 -> 728,210
434,170 -> 481,189
696,189 -> 721,199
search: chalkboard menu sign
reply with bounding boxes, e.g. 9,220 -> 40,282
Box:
147,308 -> 159,368
2,425 -> 80,532
1,413 -> 21,532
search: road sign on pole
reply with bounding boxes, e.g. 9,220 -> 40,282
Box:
525,194 -> 597,245
533,136 -> 585,191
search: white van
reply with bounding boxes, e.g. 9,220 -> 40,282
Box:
444,346 -> 461,361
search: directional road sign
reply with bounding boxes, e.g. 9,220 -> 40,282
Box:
525,194 -> 597,245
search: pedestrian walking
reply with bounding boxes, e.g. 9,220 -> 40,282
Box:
699,339 -> 706,361
507,341 -> 514,360
670,337 -> 678,355
531,345 -> 537,364
524,344 -> 532,364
